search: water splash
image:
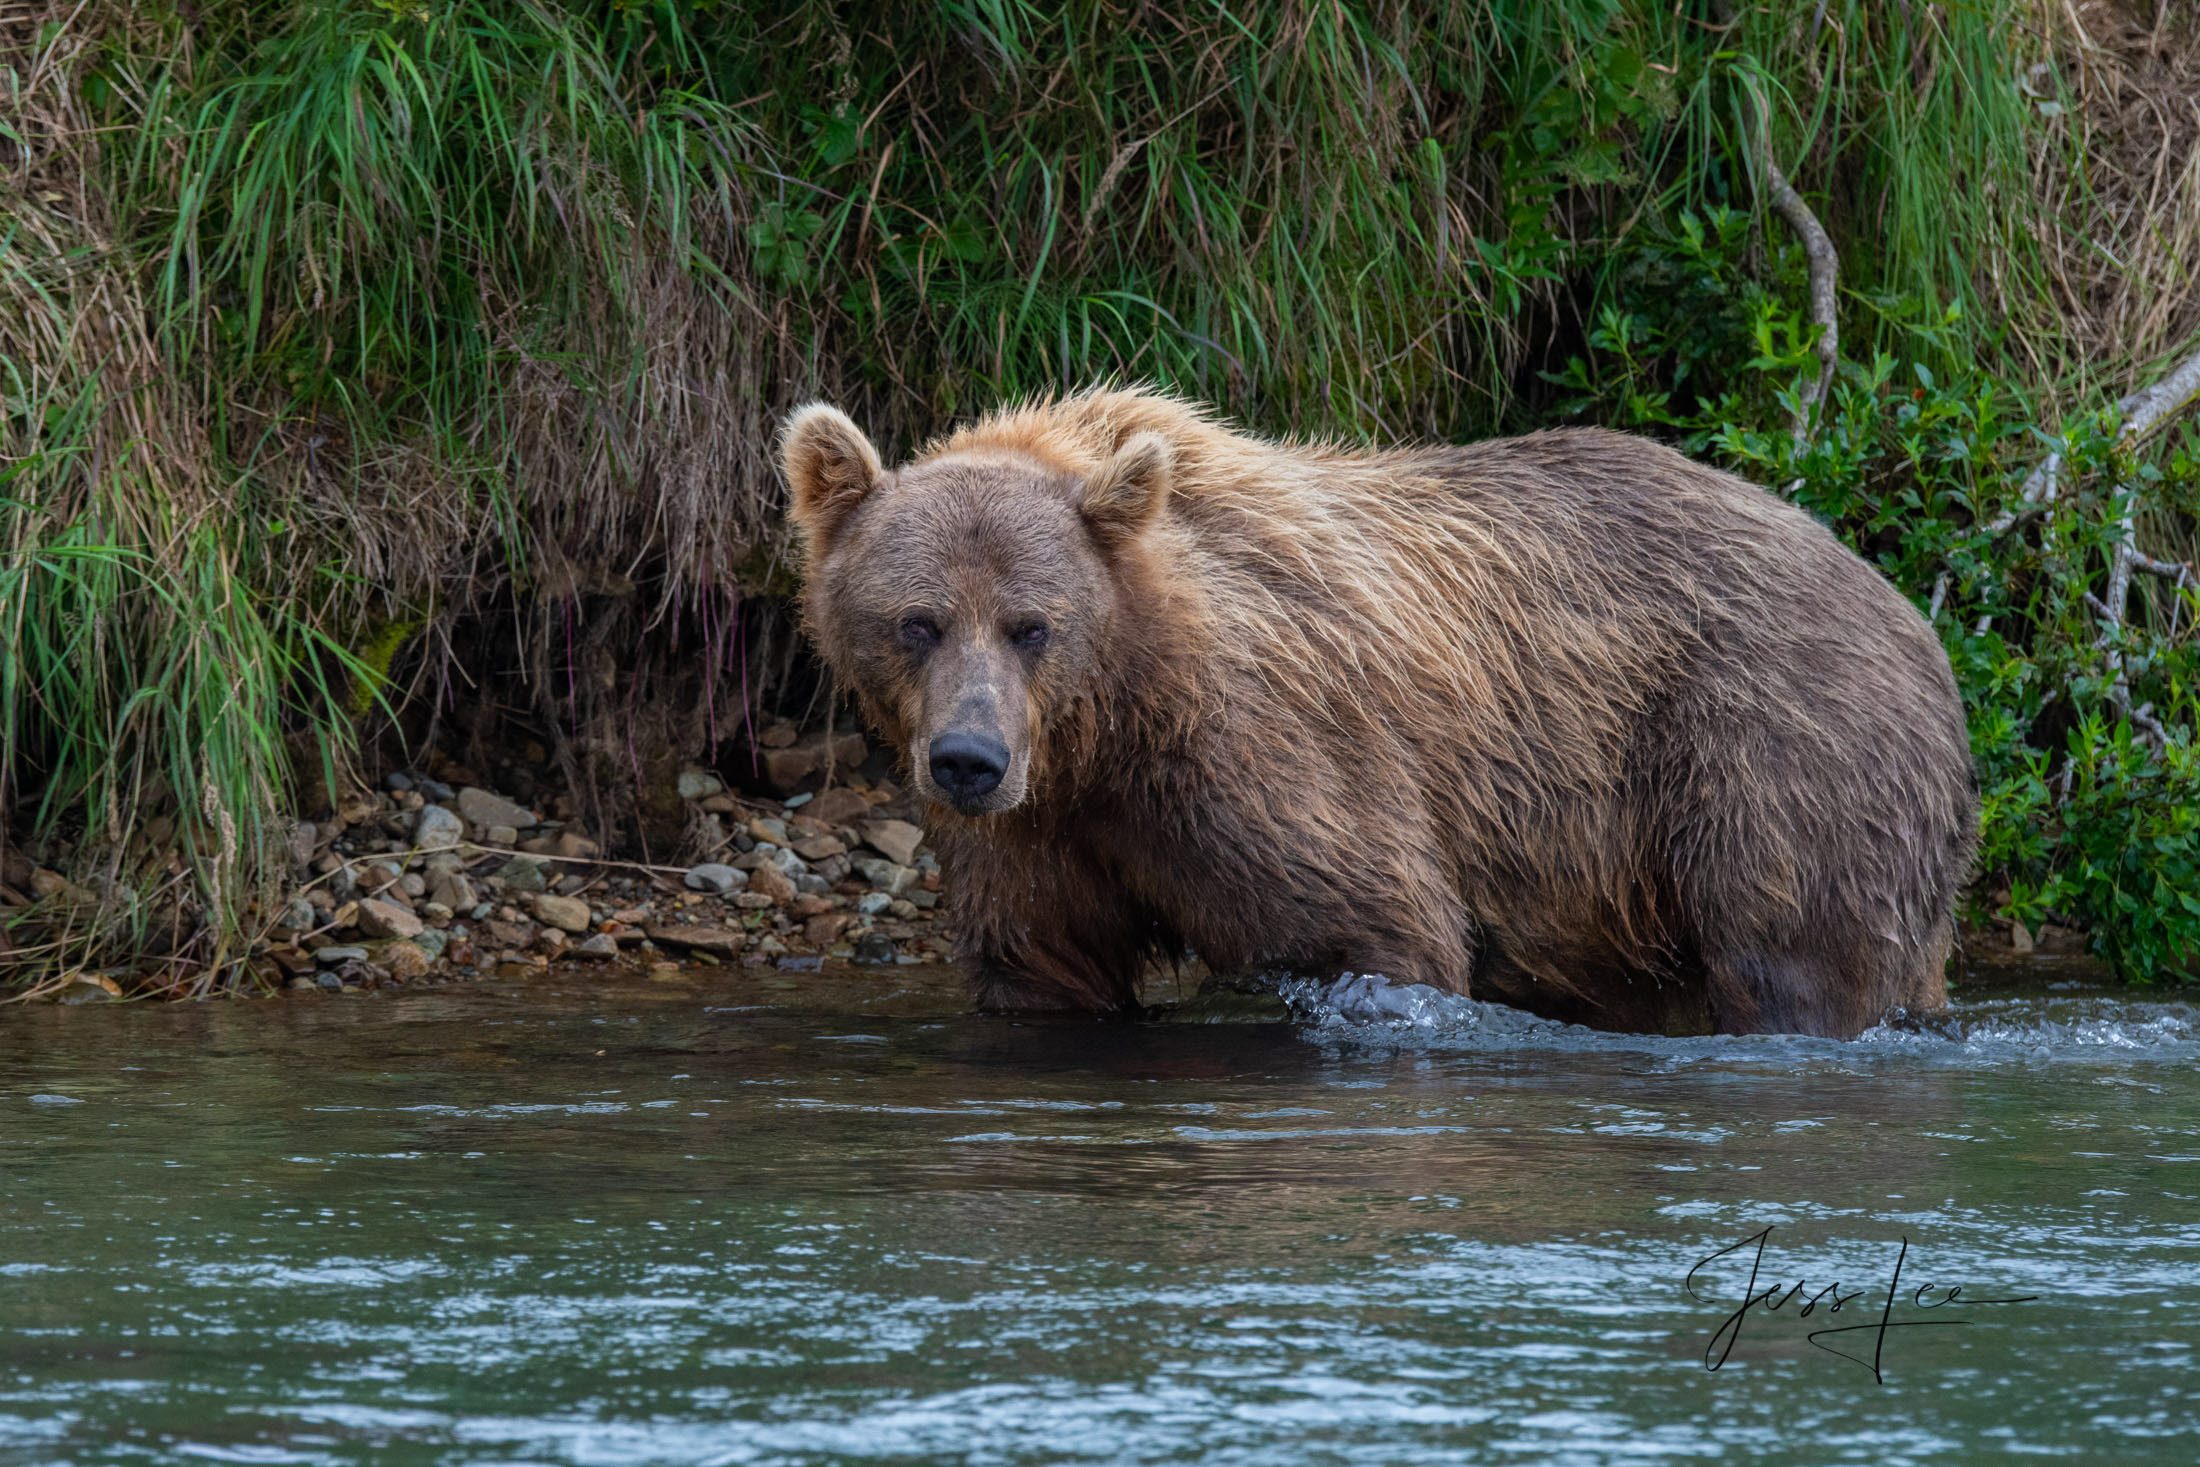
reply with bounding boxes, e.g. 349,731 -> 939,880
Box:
1279,971 -> 2200,1070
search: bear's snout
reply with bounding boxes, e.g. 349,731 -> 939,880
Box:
929,731 -> 1011,810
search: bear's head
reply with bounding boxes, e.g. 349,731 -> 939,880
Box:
779,404 -> 1170,816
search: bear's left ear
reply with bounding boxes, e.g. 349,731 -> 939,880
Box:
781,403 -> 885,557
1079,431 -> 1172,552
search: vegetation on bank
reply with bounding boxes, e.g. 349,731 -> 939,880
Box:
3,1 -> 2198,988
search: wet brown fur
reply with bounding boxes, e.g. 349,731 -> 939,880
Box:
784,388 -> 1977,1038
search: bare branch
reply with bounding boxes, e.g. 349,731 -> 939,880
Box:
1741,73 -> 1839,449
2118,345 -> 2200,444
2090,343 -> 2200,742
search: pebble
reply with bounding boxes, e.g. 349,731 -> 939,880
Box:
354,899 -> 423,940
531,894 -> 592,933
860,819 -> 925,867
485,824 -> 520,846
804,913 -> 853,947
856,892 -> 892,916
645,923 -> 748,956
458,786 -> 537,832
851,856 -> 918,896
804,788 -> 873,826
782,792 -> 813,809
411,929 -> 449,962
677,769 -> 724,800
684,863 -> 746,894
287,822 -> 318,871
733,891 -> 776,910
379,941 -> 431,981
386,772 -> 415,792
495,858 -> 550,894
748,865 -> 796,904
747,817 -> 790,846
414,804 -> 464,850
850,933 -> 898,965
571,932 -> 619,959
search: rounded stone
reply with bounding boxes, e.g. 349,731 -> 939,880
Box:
684,863 -> 747,894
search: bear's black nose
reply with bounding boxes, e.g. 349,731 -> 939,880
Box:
929,731 -> 1009,805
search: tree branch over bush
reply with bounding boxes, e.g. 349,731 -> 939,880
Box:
1740,71 -> 1839,449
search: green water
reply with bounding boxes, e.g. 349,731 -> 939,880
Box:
3,966 -> 2197,1465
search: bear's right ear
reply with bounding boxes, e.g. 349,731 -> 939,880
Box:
1079,431 -> 1172,553
780,404 -> 885,556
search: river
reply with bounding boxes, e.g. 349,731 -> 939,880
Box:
3,963 -> 2196,1464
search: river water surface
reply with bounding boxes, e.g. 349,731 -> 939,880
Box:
3,963 -> 2197,1465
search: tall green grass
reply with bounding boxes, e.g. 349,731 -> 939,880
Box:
4,0 -> 2197,984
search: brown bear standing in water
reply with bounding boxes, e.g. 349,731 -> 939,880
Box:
780,387 -> 1976,1037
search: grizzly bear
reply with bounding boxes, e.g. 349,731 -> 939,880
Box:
780,387 -> 1976,1037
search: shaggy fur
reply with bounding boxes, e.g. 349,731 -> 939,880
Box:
782,388 -> 1977,1037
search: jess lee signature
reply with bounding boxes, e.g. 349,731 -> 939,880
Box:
1686,1227 -> 2038,1382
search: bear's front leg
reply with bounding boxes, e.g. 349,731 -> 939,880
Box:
934,821 -> 1169,1012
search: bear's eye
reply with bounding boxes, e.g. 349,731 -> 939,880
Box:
899,615 -> 942,649
1008,621 -> 1049,650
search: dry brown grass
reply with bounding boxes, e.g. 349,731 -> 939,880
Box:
2035,2 -> 2200,382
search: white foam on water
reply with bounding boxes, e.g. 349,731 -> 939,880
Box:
1280,971 -> 2200,1070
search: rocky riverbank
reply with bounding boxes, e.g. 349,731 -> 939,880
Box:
2,723 -> 955,1001
2,716 -> 2098,1005
259,769 -> 948,995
